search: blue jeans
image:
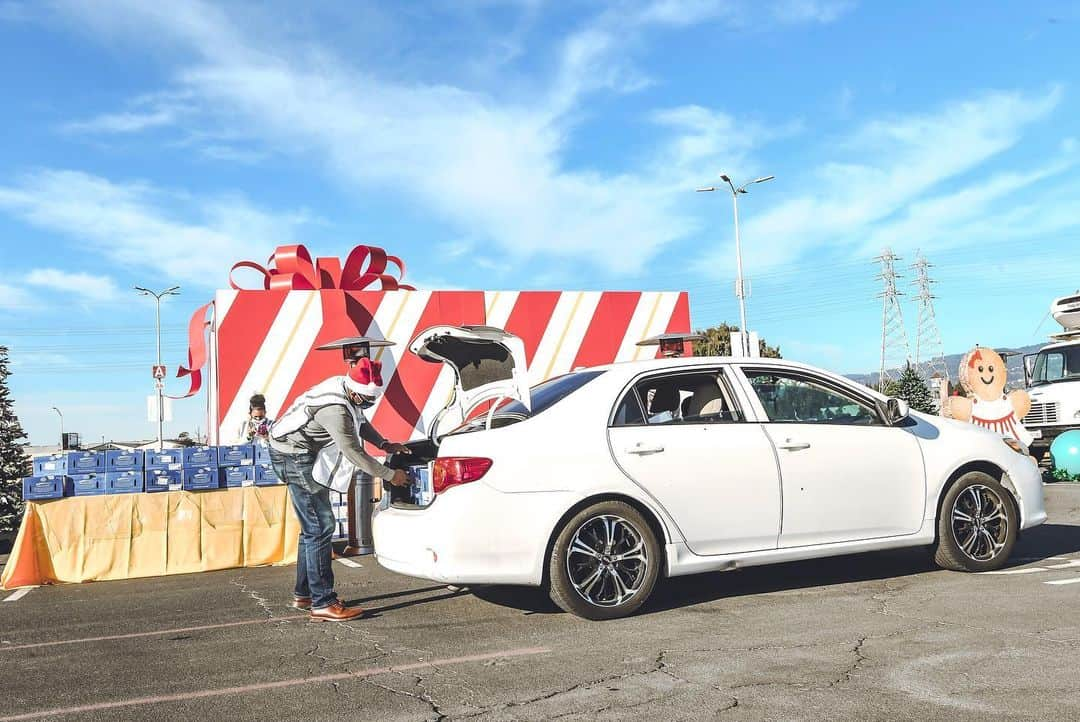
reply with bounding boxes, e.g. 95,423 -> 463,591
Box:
269,448 -> 338,609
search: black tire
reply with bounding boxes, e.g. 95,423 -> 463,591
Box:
548,501 -> 661,620
933,471 -> 1018,572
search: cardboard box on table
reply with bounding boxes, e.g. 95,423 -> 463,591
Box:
176,243 -> 692,448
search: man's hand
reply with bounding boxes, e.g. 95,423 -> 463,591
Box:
389,469 -> 409,487
382,442 -> 412,455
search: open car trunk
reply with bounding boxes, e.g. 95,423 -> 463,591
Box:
381,325 -> 530,508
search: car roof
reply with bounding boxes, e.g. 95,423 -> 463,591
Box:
584,355 -> 820,375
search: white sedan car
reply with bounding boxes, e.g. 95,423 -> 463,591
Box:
374,326 -> 1047,620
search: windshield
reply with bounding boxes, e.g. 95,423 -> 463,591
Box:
448,370 -> 606,435
1031,345 -> 1080,385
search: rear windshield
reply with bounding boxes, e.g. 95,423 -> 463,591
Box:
449,370 -> 605,435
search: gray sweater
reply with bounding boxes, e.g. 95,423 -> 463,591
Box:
269,403 -> 395,481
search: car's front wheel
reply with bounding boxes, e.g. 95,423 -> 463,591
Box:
933,471 -> 1018,572
547,501 -> 661,620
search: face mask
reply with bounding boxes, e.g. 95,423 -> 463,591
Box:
353,395 -> 376,410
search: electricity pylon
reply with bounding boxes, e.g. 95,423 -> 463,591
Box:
911,252 -> 949,382
874,248 -> 911,386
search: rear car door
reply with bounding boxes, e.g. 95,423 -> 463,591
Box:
735,367 -> 925,548
608,367 -> 782,556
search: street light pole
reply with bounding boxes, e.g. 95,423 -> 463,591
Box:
135,285 -> 180,451
51,406 -> 63,450
696,174 -> 774,357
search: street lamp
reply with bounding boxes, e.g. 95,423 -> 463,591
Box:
135,285 -> 180,450
696,174 -> 774,357
51,406 -> 63,450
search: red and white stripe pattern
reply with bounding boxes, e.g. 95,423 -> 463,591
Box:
210,289 -> 691,445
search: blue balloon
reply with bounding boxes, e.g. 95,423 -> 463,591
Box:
1051,430 -> 1080,476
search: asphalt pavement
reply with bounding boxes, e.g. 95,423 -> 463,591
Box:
4,484 -> 1080,721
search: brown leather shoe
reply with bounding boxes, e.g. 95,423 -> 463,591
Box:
291,596 -> 312,610
310,601 -> 365,622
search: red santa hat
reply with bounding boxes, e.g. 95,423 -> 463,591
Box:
343,358 -> 384,397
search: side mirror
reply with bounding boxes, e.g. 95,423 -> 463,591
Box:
1023,354 -> 1036,387
886,397 -> 910,424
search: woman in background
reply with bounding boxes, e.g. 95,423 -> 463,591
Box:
240,393 -> 272,444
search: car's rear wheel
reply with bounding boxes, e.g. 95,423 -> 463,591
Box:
548,501 -> 660,620
933,471 -> 1018,572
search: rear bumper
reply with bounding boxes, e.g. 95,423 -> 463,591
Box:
372,482 -> 574,586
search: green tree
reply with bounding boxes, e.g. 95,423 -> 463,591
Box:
692,323 -> 782,359
0,346 -> 30,533
891,362 -> 936,414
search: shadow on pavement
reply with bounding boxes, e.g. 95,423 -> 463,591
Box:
466,523 -> 1080,618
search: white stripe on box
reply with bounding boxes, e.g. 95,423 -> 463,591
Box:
529,292 -> 582,385
613,292 -> 660,363
214,289 -> 239,329
540,291 -> 602,380
483,291 -> 520,329
220,292 -> 324,442
365,291 -> 432,421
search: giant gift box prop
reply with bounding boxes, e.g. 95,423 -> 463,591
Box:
175,244 -> 692,445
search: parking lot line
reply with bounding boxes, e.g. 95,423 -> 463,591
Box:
335,557 -> 363,568
2,588 -> 35,602
0,615 -> 309,653
0,646 -> 549,721
980,567 -> 1048,575
1045,578 -> 1080,586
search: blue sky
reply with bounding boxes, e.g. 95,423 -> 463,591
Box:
2,0 -> 1078,444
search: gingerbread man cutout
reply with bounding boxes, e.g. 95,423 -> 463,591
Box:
945,346 -> 1033,450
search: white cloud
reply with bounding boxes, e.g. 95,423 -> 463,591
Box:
0,169 -> 311,288
699,86 -> 1067,272
25,268 -> 121,302
0,281 -> 33,310
47,0 -> 827,276
771,0 -> 855,24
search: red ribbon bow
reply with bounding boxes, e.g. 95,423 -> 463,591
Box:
230,243 -> 415,291
349,358 -> 384,387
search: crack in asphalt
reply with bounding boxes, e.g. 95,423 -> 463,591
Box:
230,576 -> 278,620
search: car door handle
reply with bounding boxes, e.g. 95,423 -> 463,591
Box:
777,440 -> 811,451
627,443 -> 665,455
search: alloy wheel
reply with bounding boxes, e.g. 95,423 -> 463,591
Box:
951,484 -> 1009,562
566,514 -> 648,607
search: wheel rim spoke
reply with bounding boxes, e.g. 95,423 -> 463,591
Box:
567,515 -> 649,608
951,484 -> 1009,563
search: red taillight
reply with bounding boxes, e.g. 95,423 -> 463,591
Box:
432,457 -> 493,494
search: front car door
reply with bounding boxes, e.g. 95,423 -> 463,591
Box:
734,366 -> 926,548
608,367 -> 782,556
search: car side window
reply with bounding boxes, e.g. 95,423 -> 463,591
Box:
611,371 -> 742,427
745,371 -> 879,425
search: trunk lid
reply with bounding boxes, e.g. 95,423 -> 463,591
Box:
409,325 -> 531,441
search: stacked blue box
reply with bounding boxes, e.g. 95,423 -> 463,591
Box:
66,451 -> 106,474
217,444 -> 254,467
105,450 -> 144,472
71,472 -> 107,496
33,453 -> 67,476
182,466 -> 220,491
22,475 -> 71,500
182,446 -> 216,468
146,450 -> 183,471
254,443 -> 271,465
221,465 -> 255,488
253,464 -> 280,486
105,471 -> 144,494
145,469 -> 182,493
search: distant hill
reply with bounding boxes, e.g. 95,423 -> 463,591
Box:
846,343 -> 1045,390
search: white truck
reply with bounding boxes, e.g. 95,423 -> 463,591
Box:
1024,293 -> 1080,459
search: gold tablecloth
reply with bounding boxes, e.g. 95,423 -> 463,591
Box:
1,486 -> 299,590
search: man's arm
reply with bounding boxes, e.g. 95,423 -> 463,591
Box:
313,406 -> 396,481
357,421 -> 388,450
